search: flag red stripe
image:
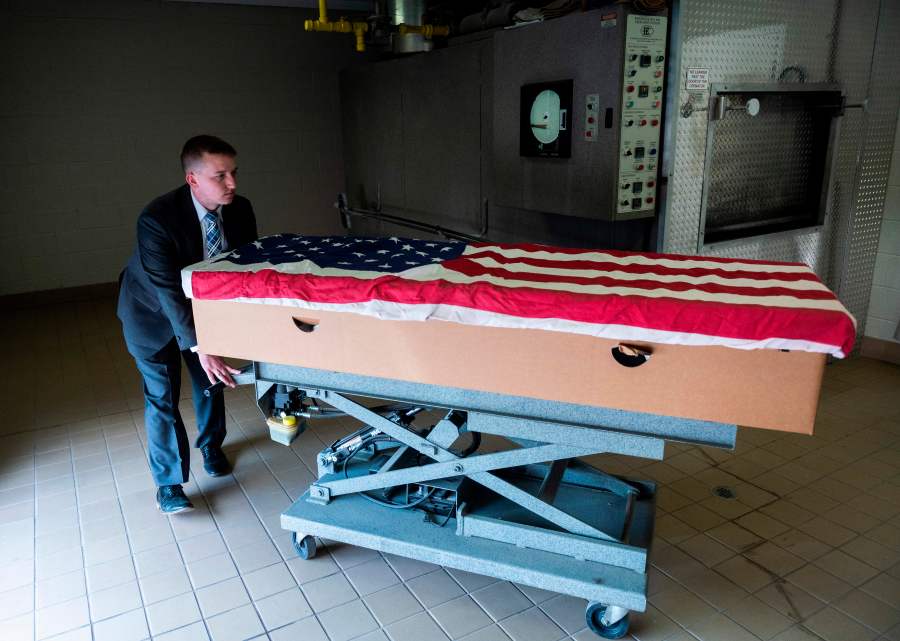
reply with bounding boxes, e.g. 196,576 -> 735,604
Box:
191,269 -> 855,355
443,258 -> 838,300
469,243 -> 808,267
464,251 -> 823,283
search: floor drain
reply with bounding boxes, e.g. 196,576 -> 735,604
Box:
713,485 -> 736,499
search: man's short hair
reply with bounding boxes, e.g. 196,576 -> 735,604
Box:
181,135 -> 237,172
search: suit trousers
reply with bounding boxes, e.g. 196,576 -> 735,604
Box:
134,338 -> 226,486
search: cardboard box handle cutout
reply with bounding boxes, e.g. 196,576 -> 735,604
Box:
612,344 -> 652,368
292,317 -> 319,334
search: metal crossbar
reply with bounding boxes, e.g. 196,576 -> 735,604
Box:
301,386 -> 664,542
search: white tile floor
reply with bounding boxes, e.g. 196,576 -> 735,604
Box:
1,298 -> 899,641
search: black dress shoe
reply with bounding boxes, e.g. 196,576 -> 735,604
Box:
156,485 -> 193,514
200,445 -> 232,477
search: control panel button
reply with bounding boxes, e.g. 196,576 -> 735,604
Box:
620,183 -> 631,190
638,85 -> 649,98
587,116 -> 595,124
654,86 -> 662,93
629,54 -> 638,61
632,182 -> 643,194
640,119 -> 647,126
625,119 -> 634,127
585,130 -> 592,137
656,55 -> 665,62
628,69 -> 637,77
654,71 -> 663,78
627,85 -> 635,93
646,197 -> 654,204
631,197 -> 642,208
635,164 -> 644,170
634,146 -> 645,159
651,119 -> 659,126
626,100 -> 634,108
649,148 -> 657,155
647,180 -> 655,187
639,55 -> 651,67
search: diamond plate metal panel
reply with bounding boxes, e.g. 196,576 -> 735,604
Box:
834,0 -> 900,340
663,0 -> 898,350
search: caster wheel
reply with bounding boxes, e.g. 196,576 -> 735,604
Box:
585,602 -> 630,639
291,532 -> 317,560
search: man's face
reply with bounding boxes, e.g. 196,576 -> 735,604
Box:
186,153 -> 237,209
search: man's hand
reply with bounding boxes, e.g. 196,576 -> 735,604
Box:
198,352 -> 241,388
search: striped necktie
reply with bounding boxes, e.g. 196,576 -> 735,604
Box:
203,211 -> 222,258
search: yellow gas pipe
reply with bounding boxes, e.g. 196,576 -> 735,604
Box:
304,0 -> 449,53
304,0 -> 369,52
397,23 -> 450,38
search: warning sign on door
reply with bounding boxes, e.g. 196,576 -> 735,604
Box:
686,68 -> 709,92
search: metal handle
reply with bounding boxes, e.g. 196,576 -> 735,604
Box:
202,363 -> 256,397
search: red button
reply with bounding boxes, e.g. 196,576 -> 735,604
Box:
636,164 -> 644,170
586,130 -> 592,137
627,85 -> 635,93
588,117 -> 595,124
654,71 -> 662,77
651,119 -> 659,126
647,181 -> 655,187
646,197 -> 654,203
640,119 -> 647,126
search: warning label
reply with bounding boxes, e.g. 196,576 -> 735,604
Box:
686,68 -> 709,92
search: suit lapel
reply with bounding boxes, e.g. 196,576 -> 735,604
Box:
179,185 -> 204,263
221,202 -> 241,249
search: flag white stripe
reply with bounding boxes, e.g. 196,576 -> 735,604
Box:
184,258 -> 390,280
397,265 -> 850,313
206,296 -> 846,357
465,245 -> 813,273
183,258 -> 847,313
466,256 -> 832,292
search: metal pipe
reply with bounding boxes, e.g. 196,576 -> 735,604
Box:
304,14 -> 369,52
398,23 -> 450,38
337,193 -> 489,243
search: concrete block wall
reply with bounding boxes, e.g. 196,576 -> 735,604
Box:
864,110 -> 900,344
0,0 -> 361,296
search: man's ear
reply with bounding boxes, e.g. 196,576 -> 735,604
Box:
185,172 -> 197,188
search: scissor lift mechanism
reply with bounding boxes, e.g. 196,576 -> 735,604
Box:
227,362 -> 737,639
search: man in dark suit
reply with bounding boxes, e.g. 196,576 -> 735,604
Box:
118,135 -> 258,513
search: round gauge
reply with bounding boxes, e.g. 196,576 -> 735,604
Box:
529,89 -> 561,144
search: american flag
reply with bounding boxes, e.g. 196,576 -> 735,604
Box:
182,234 -> 857,358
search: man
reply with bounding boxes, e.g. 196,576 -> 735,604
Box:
118,135 -> 258,513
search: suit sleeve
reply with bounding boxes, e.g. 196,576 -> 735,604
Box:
136,213 -> 197,351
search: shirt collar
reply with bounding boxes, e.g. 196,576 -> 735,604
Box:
190,189 -> 222,225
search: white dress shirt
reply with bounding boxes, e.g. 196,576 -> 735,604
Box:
190,190 -> 228,260
188,191 -> 228,352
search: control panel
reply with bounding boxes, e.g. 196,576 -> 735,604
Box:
617,14 -> 667,218
584,93 -> 599,141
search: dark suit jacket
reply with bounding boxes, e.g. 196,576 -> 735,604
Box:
117,184 -> 258,359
